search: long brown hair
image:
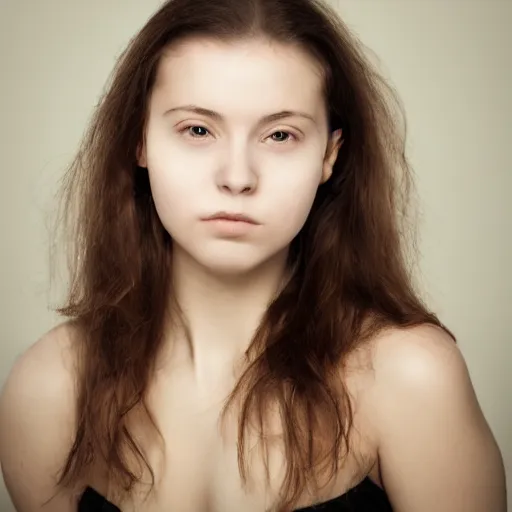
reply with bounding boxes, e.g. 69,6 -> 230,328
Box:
52,0 -> 453,510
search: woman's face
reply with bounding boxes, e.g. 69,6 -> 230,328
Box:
139,37 -> 342,275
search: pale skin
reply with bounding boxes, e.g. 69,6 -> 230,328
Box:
0,37 -> 506,512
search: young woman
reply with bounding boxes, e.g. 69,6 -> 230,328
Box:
0,0 -> 506,511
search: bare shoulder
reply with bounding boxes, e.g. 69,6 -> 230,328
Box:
4,321 -> 78,389
0,322 -> 81,511
367,323 -> 487,425
362,324 -> 507,511
370,323 -> 462,379
340,324 -> 464,419
1,322 -> 78,415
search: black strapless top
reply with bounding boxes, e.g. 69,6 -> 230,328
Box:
78,476 -> 392,511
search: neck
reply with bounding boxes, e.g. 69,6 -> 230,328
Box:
165,246 -> 289,382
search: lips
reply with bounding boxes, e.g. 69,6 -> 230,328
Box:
202,211 -> 259,224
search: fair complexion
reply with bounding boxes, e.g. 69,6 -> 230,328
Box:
138,37 -> 342,391
363,324 -> 506,511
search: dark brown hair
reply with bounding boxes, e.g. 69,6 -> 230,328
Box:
52,0 -> 453,510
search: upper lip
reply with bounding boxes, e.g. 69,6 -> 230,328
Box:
203,211 -> 259,224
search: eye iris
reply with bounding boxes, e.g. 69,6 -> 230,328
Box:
191,126 -> 208,137
272,131 -> 289,142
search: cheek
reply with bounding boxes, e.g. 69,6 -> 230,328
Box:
147,164 -> 195,234
145,136 -> 210,225
265,167 -> 321,239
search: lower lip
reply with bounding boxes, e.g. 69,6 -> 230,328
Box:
202,218 -> 258,237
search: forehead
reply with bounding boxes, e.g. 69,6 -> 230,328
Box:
152,37 -> 327,119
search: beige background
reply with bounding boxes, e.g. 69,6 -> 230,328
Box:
0,0 -> 510,510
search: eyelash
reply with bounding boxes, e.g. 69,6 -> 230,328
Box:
178,125 -> 298,144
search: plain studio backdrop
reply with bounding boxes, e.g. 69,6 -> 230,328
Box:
0,0 -> 510,510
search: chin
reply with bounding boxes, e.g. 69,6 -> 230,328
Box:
192,246 -> 286,278
196,256 -> 267,277
172,239 -> 289,279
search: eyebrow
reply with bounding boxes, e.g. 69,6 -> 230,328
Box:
163,105 -> 317,125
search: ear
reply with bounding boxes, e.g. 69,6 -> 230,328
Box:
137,139 -> 147,168
321,129 -> 343,184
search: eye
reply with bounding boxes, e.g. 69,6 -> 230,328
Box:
179,125 -> 297,144
268,130 -> 296,144
181,125 -> 211,138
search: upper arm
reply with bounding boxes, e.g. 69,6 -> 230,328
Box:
371,325 -> 506,512
0,324 -> 79,512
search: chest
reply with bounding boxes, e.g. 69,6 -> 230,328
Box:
113,370 -> 376,512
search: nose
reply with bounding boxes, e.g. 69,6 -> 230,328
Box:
215,145 -> 258,195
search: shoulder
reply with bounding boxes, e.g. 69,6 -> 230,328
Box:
0,322 -> 81,511
0,322 -> 78,425
367,323 -> 484,430
3,321 -> 78,386
343,323 -> 463,426
371,323 -> 462,393
362,324 -> 506,511
0,322 -> 78,417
